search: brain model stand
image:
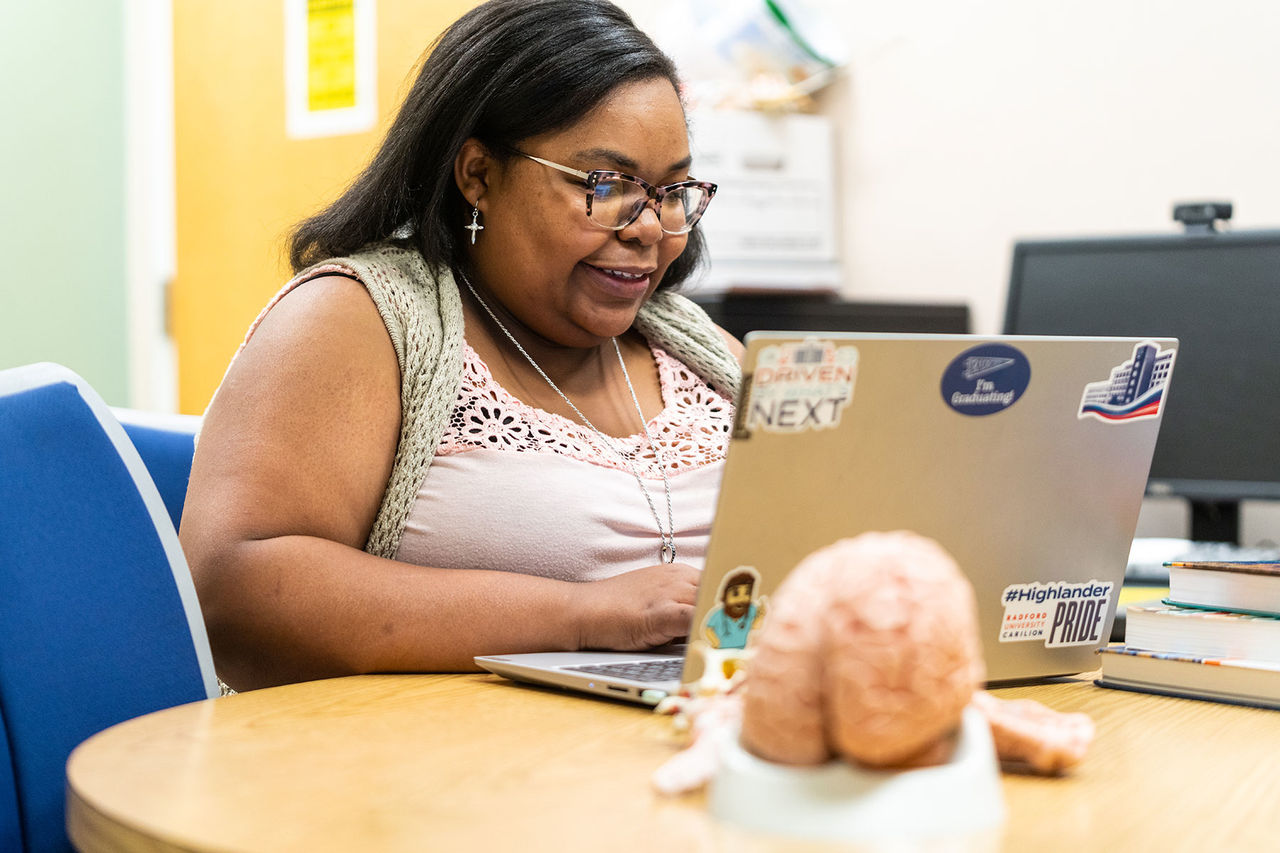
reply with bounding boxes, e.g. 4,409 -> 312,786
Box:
653,531 -> 1095,846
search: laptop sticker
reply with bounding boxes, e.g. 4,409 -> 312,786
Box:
701,566 -> 768,651
998,580 -> 1114,647
1077,340 -> 1176,423
940,343 -> 1031,416
743,339 -> 858,433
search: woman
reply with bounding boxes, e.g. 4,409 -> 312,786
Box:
182,0 -> 743,690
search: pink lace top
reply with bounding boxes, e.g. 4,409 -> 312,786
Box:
393,341 -> 735,581
437,343 -> 732,475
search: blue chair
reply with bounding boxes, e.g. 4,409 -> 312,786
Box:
0,363 -> 218,853
111,407 -> 202,530
1,711 -> 20,852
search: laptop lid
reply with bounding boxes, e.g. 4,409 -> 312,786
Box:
687,333 -> 1176,684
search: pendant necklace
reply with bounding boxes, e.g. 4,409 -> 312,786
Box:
458,272 -> 677,564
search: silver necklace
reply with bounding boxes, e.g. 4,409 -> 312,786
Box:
458,273 -> 677,564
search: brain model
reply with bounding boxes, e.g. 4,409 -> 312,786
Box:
740,531 -> 985,768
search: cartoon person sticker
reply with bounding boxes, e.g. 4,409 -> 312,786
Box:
702,567 -> 767,650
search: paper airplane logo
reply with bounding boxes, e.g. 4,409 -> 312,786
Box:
962,357 -> 1016,381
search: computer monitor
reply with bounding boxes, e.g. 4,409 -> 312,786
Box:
1003,228 -> 1280,543
692,293 -> 971,341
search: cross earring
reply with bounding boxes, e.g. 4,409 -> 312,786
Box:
465,207 -> 484,245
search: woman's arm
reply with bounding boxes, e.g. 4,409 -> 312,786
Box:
181,276 -> 697,690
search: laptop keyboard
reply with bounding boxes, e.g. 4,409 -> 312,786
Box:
564,659 -> 684,683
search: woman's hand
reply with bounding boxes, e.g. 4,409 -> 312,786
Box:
578,562 -> 701,650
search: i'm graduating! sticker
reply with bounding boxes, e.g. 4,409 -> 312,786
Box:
939,343 -> 1031,416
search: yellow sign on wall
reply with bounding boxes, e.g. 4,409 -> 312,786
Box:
173,0 -> 476,414
307,0 -> 358,111
285,0 -> 376,138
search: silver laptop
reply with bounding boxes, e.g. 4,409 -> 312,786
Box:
477,333 -> 1177,701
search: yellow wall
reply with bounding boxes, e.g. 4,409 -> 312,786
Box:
173,1 -> 476,413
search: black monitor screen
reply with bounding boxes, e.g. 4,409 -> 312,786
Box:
1004,229 -> 1280,538
692,294 -> 970,340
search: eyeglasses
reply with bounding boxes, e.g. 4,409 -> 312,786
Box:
516,151 -> 717,235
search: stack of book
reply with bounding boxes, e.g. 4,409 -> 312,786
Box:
1097,559 -> 1280,709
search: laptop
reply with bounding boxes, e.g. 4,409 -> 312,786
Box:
476,333 -> 1177,703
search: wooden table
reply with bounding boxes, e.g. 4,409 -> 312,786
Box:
66,672 -> 1280,852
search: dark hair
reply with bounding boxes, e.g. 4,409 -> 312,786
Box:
723,571 -> 756,598
289,0 -> 706,291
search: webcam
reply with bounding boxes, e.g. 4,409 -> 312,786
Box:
1173,201 -> 1232,233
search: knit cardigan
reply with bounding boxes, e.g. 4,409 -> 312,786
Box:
275,244 -> 742,559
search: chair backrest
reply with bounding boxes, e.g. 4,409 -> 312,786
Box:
111,408 -> 202,530
0,711 -> 21,852
0,363 -> 218,853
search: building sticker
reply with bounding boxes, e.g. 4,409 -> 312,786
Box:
1078,341 -> 1176,423
940,343 -> 1031,416
999,580 -> 1114,647
744,339 -> 858,433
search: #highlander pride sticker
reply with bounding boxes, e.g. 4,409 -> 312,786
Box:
999,580 -> 1114,647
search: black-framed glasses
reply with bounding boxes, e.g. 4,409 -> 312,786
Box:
517,151 -> 717,235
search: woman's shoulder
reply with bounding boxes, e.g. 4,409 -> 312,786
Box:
712,323 -> 745,362
635,291 -> 743,399
248,273 -> 391,358
293,242 -> 439,294
289,244 -> 464,351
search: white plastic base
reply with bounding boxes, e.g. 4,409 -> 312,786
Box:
709,706 -> 1006,845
